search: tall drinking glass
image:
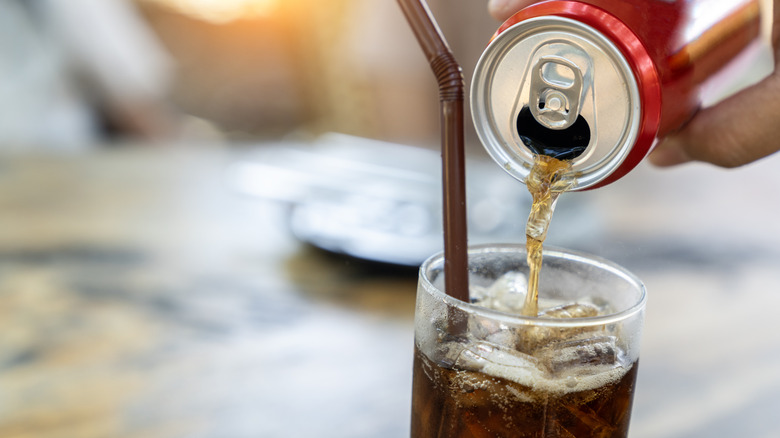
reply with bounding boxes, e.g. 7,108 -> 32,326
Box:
411,244 -> 646,437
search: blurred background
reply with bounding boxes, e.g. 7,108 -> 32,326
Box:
0,0 -> 498,149
2,1 -> 780,437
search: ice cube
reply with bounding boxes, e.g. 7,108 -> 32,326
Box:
442,341 -> 541,408
471,271 -> 527,313
466,313 -> 505,343
454,341 -> 541,381
540,302 -> 600,318
484,327 -> 519,347
516,302 -> 603,353
466,274 -> 528,342
454,341 -> 497,372
536,335 -> 619,376
469,284 -> 489,305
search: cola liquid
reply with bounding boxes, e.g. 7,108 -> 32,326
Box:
410,345 -> 638,438
523,154 -> 575,316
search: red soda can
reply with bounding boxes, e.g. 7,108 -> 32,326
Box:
471,0 -> 763,190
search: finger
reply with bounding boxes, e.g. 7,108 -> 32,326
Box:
649,72 -> 780,168
488,0 -> 536,21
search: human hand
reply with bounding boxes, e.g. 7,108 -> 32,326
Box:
487,0 -> 534,21
488,0 -> 780,168
649,0 -> 780,167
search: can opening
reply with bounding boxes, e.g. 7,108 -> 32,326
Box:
516,106 -> 589,160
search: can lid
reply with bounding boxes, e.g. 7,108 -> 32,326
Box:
471,16 -> 641,190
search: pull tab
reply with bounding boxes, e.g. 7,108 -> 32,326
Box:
529,56 -> 584,130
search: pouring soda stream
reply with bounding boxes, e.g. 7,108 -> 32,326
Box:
399,0 -> 768,436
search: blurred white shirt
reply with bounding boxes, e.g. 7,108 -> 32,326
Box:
0,0 -> 172,150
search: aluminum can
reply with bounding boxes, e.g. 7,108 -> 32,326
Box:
471,0 -> 762,190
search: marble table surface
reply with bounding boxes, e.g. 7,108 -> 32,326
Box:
1,146 -> 779,438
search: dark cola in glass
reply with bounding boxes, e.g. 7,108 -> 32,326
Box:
411,245 -> 646,437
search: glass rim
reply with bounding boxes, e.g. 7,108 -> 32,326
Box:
419,243 -> 647,328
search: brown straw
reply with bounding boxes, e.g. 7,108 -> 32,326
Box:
398,0 -> 469,302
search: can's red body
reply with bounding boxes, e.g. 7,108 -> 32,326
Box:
496,0 -> 762,188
